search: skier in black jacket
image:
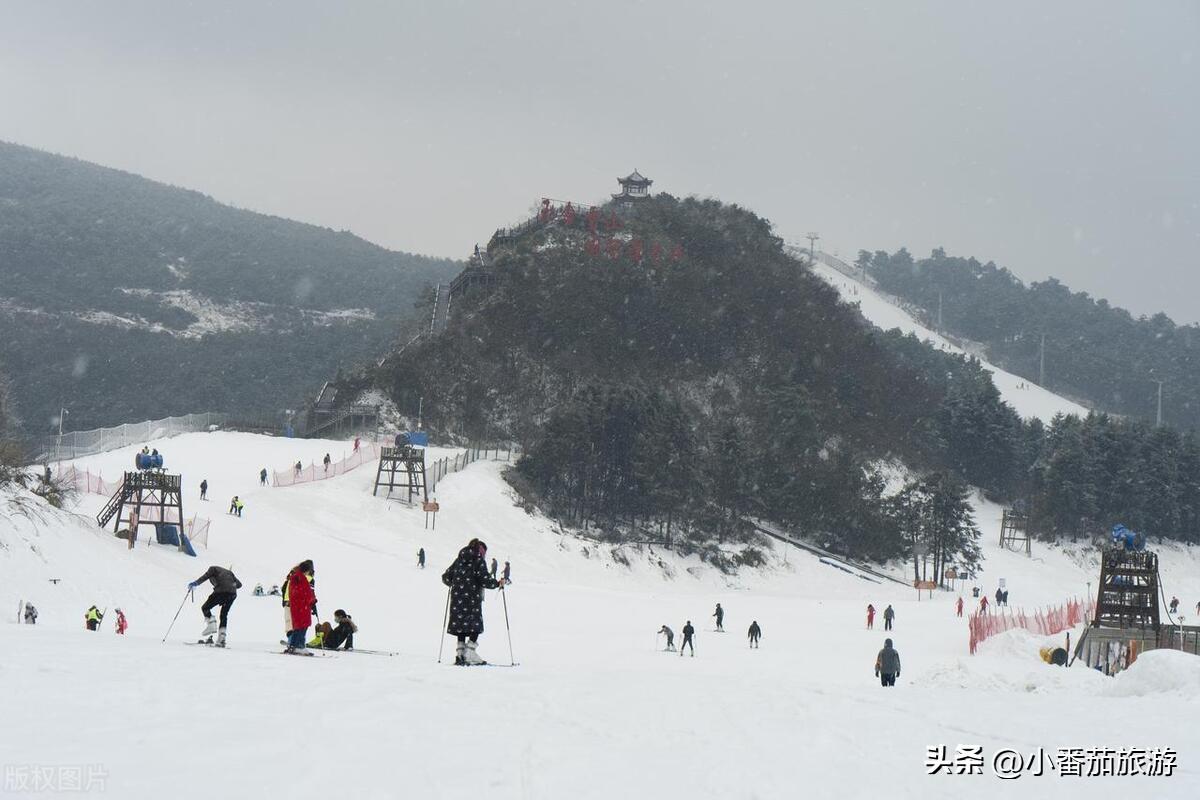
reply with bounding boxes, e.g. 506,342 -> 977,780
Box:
680,621 -> 695,657
442,539 -> 504,665
748,620 -> 762,648
713,603 -> 725,631
188,565 -> 242,646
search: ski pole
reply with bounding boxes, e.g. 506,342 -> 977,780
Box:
162,588 -> 192,642
436,587 -> 451,663
501,584 -> 515,666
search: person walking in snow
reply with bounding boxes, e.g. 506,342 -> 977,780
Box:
502,561 -> 512,583
883,604 -> 894,631
114,608 -> 128,635
658,624 -> 675,651
713,603 -> 724,632
85,605 -> 103,631
294,460 -> 303,477
866,603 -> 876,629
199,479 -> 208,500
442,538 -> 504,665
24,602 -> 37,625
995,587 -> 1003,607
875,638 -> 901,687
490,558 -> 499,579
979,596 -> 989,614
353,436 -> 361,452
260,468 -> 268,487
418,548 -> 426,569
748,620 -> 762,648
680,621 -> 695,657
229,496 -> 238,515
956,597 -> 964,618
1169,596 -> 1179,615
189,565 -> 243,646
323,453 -> 332,473
283,560 -> 317,652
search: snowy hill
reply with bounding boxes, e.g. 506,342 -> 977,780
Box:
805,253 -> 1089,423
3,432 -> 1199,799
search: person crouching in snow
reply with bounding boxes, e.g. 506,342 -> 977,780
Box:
442,538 -> 504,665
875,638 -> 901,687
284,560 -> 317,652
658,624 -> 675,651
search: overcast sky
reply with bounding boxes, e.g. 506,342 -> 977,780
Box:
2,1 -> 1197,319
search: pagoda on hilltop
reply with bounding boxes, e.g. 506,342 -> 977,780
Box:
612,169 -> 653,203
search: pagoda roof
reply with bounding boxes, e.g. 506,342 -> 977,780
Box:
618,169 -> 652,186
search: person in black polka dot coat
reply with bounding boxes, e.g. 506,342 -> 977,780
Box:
442,538 -> 504,665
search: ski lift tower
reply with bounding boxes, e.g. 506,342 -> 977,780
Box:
373,444 -> 427,502
998,508 -> 1032,556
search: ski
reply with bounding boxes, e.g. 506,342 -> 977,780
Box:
280,649 -> 333,658
338,648 -> 396,657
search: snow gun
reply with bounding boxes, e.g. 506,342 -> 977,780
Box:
1110,524 -> 1145,552
135,452 -> 164,470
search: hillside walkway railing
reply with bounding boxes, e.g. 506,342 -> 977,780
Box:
427,444 -> 517,494
968,597 -> 1094,654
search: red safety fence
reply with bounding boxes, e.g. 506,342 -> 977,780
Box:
968,597 -> 1095,654
59,465 -> 118,497
272,442 -> 381,487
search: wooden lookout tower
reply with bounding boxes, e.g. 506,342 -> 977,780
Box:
373,445 -> 428,503
612,169 -> 653,204
998,508 -> 1031,556
97,471 -> 185,542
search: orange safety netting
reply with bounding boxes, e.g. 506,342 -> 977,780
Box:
968,596 -> 1095,654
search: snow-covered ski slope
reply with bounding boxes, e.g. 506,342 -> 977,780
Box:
3,432 -> 1199,799
807,255 -> 1089,422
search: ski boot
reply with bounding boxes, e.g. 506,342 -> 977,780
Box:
463,641 -> 487,666
216,629 -> 227,648
200,616 -> 219,637
454,641 -> 466,666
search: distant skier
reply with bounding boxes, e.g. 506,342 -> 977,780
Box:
979,595 -> 989,614
323,453 -> 332,473
283,559 -> 317,652
199,479 -> 208,500
490,558 -> 499,579
955,597 -> 964,618
229,496 -> 239,515
85,605 -> 103,631
260,468 -> 268,486
995,588 -> 1003,607
866,603 -> 876,629
748,620 -> 761,648
442,538 -> 504,665
1001,589 -> 1009,606
114,608 -> 128,635
294,460 -> 303,477
680,621 -> 695,657
502,561 -> 512,583
883,604 -> 894,631
418,548 -> 426,569
1169,596 -> 1179,614
875,638 -> 901,687
353,436 -> 361,452
253,583 -> 265,597
234,498 -> 244,517
713,603 -> 724,632
189,565 -> 243,647
658,624 -> 675,651
24,602 -> 38,625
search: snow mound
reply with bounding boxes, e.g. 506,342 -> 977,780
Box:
1101,649 -> 1200,697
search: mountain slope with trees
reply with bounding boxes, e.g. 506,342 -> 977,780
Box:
859,247 -> 1200,429
0,142 -> 459,431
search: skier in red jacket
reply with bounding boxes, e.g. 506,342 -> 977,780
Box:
866,604 -> 876,630
955,597 -> 964,618
284,560 -> 317,652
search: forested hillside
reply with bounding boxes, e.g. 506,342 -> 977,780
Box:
0,142 -> 459,430
859,248 -> 1200,429
358,197 -> 1200,557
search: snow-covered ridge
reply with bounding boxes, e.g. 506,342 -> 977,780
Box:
0,290 -> 375,339
799,249 -> 1089,423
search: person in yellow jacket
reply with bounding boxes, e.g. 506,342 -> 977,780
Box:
85,605 -> 104,631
